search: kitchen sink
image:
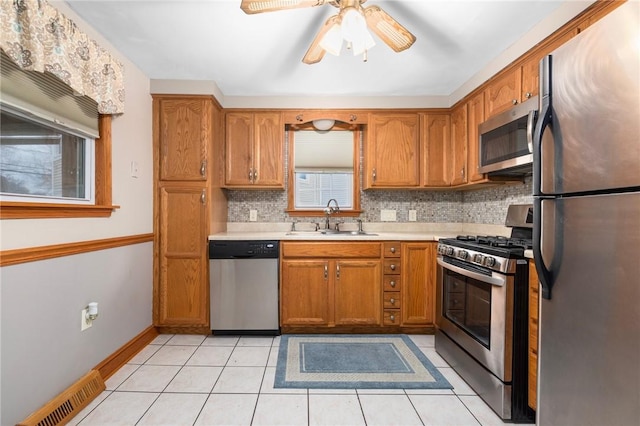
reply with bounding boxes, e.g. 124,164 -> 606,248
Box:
320,230 -> 377,236
285,230 -> 377,236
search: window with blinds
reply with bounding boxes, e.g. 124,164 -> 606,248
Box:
293,130 -> 354,210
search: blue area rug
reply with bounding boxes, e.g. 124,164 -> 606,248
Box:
274,334 -> 452,389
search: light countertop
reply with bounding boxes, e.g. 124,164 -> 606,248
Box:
209,222 -> 511,242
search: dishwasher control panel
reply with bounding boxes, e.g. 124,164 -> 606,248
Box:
209,240 -> 279,259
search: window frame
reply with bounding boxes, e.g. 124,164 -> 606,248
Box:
0,115 -> 117,218
286,124 -> 361,217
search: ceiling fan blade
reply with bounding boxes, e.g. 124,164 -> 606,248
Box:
241,0 -> 329,14
363,5 -> 416,52
302,15 -> 341,64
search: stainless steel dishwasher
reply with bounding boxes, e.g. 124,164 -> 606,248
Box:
209,240 -> 280,335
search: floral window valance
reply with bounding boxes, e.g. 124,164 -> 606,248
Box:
0,0 -> 125,114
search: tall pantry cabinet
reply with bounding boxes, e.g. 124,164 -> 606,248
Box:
153,95 -> 226,334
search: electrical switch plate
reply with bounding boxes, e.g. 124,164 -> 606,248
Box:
381,209 -> 397,222
81,309 -> 92,331
409,210 -> 417,222
130,161 -> 139,178
249,210 -> 258,222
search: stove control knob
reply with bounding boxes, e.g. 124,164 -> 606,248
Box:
458,250 -> 469,260
473,254 -> 484,264
483,256 -> 496,267
445,247 -> 454,256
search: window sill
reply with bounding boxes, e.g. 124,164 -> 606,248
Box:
0,202 -> 120,219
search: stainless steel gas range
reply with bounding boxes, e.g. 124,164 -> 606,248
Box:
435,204 -> 534,423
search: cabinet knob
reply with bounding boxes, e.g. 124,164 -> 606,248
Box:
390,298 -> 396,304
390,280 -> 396,287
200,160 -> 207,177
324,264 -> 328,280
390,264 -> 396,271
390,314 -> 395,321
390,247 -> 396,254
336,264 -> 340,279
525,92 -> 532,99
372,168 -> 377,182
200,190 -> 206,204
512,99 -> 519,105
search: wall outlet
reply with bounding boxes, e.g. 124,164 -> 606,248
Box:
130,160 -> 139,178
409,210 -> 417,222
249,210 -> 258,222
381,209 -> 397,222
81,309 -> 92,331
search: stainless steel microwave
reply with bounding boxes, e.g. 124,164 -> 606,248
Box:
478,96 -> 538,175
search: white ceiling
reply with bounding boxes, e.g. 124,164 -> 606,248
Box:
65,0 -> 588,105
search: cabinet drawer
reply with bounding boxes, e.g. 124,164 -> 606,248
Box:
383,292 -> 401,309
383,275 -> 401,291
383,310 -> 400,325
282,242 -> 381,258
383,259 -> 401,275
383,242 -> 401,258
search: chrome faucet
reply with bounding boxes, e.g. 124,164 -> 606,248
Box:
324,198 -> 340,230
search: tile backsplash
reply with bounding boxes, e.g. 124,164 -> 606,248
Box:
226,176 -> 532,225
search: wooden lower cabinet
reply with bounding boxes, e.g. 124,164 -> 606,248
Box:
155,182 -> 209,329
401,242 -> 437,326
280,260 -> 330,326
280,242 -> 381,328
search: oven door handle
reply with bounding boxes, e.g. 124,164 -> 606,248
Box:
437,258 -> 506,287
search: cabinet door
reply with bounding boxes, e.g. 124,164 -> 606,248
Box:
156,183 -> 208,327
467,92 -> 486,183
281,259 -> 330,326
225,112 -> 253,185
157,98 -> 210,181
422,114 -> 451,187
334,260 -> 382,325
521,28 -> 577,102
484,69 -> 522,118
366,113 -> 419,187
450,104 -> 468,186
401,243 -> 436,326
253,112 -> 284,187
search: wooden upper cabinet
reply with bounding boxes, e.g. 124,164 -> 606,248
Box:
156,97 -> 211,181
421,113 -> 450,187
450,104 -> 468,186
484,69 -> 523,118
225,111 -> 284,188
467,92 -> 486,183
365,113 -> 420,188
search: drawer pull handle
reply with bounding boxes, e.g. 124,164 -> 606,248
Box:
390,264 -> 396,271
390,298 -> 395,304
390,314 -> 395,321
390,280 -> 396,287
390,247 -> 396,254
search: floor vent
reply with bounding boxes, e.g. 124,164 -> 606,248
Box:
18,370 -> 106,426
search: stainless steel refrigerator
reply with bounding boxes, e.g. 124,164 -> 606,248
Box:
532,2 -> 640,425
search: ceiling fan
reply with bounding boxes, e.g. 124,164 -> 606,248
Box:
240,0 -> 416,64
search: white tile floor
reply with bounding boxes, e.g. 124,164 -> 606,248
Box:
69,334 -> 519,426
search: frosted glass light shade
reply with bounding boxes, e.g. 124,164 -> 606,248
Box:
312,119 -> 335,131
319,24 -> 343,56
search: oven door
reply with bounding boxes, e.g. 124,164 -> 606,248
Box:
436,256 -> 514,382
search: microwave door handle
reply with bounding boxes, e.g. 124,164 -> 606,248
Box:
436,258 -> 506,287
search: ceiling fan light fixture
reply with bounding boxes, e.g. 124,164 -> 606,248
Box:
312,119 -> 335,131
341,7 -> 375,56
319,23 -> 343,56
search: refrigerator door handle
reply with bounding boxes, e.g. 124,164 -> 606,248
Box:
533,54 -> 554,299
533,198 -> 554,299
533,55 -> 552,197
